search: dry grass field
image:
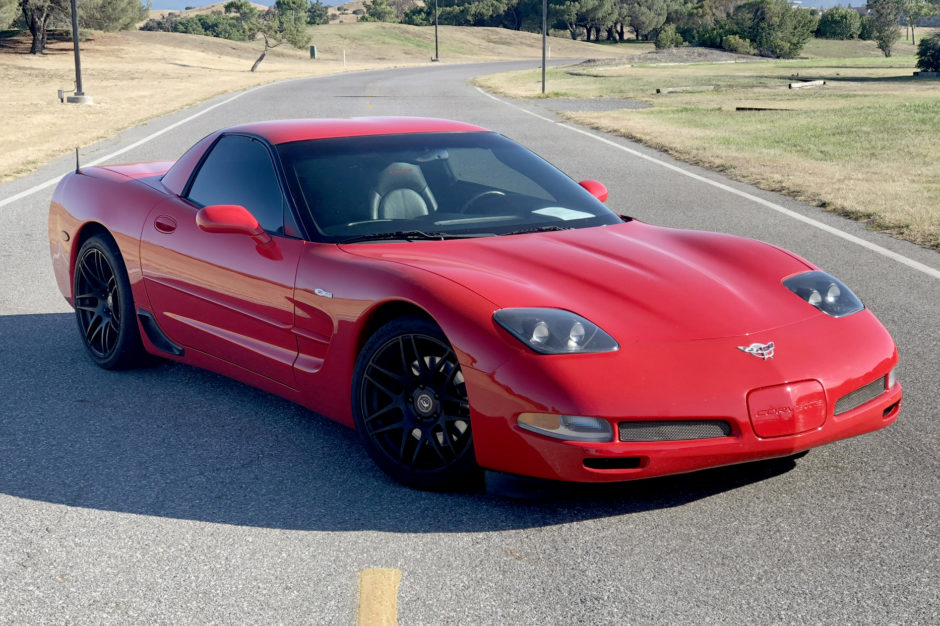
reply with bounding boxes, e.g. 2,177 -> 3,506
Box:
0,23 -> 629,183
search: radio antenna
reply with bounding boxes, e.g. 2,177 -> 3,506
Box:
75,147 -> 80,173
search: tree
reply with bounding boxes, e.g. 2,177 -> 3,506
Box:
80,0 -> 148,31
655,22 -> 683,47
868,0 -> 902,56
251,0 -> 310,71
19,0 -> 67,54
898,0 -> 938,45
729,0 -> 818,58
1,0 -> 19,30
916,32 -> 940,70
626,0 -> 668,40
361,0 -> 396,22
817,5 -> 862,39
307,0 -> 328,24
222,0 -> 309,71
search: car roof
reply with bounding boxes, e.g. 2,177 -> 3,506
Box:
226,117 -> 489,145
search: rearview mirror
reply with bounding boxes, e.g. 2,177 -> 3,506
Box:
578,180 -> 609,203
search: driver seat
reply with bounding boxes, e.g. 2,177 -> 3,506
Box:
370,162 -> 438,220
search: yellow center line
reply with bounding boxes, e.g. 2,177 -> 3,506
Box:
357,568 -> 402,626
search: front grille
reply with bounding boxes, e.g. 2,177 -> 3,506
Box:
835,376 -> 886,415
618,420 -> 732,442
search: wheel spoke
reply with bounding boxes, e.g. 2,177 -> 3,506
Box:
428,428 -> 449,461
397,429 -> 410,463
365,372 -> 398,400
369,361 -> 400,381
363,401 -> 399,423
85,315 -> 104,345
370,419 -> 406,436
408,335 -> 426,375
409,431 -> 427,466
78,257 -> 103,292
433,349 -> 454,374
397,336 -> 409,376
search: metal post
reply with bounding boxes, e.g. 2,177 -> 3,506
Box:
541,0 -> 547,94
433,0 -> 439,61
71,0 -> 83,95
67,0 -> 92,103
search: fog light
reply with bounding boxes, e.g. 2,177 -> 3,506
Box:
517,413 -> 613,442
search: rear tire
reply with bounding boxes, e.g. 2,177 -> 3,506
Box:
73,234 -> 146,369
352,316 -> 478,490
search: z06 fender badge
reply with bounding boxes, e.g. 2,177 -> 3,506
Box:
738,341 -> 775,360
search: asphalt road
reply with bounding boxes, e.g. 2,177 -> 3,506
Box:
1,61 -> 938,624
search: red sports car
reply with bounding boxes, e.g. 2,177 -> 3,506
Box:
48,117 -> 902,489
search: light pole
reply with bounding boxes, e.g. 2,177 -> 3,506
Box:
541,0 -> 547,94
433,0 -> 439,61
67,0 -> 92,104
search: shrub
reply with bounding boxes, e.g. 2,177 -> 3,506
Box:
917,34 -> 940,72
816,6 -> 862,40
722,34 -> 755,54
655,23 -> 684,49
858,15 -> 873,40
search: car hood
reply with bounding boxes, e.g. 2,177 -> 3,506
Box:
341,221 -> 817,343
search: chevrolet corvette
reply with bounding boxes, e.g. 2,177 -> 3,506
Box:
48,117 -> 902,489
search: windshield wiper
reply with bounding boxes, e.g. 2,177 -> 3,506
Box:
498,225 -> 571,236
339,230 -> 491,243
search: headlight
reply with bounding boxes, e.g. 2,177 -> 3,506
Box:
783,271 -> 864,318
494,308 -> 619,354
518,413 -> 614,442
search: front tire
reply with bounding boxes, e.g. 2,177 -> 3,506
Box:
352,316 -> 478,490
73,234 -> 146,369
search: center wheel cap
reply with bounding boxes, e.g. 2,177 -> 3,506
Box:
412,388 -> 438,418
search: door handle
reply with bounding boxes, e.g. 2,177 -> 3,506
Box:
154,215 -> 177,234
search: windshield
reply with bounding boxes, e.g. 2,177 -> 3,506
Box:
276,132 -> 623,242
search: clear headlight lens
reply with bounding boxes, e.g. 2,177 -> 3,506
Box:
518,413 -> 614,442
494,308 -> 619,354
783,271 -> 864,318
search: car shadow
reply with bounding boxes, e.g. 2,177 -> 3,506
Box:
0,313 -> 799,532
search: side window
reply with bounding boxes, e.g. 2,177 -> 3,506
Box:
187,135 -> 285,234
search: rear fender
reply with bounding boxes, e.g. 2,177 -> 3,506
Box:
49,170 -> 167,312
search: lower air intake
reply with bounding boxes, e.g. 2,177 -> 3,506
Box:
835,376 -> 886,415
618,420 -> 732,442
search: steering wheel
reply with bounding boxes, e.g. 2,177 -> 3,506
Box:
458,190 -> 506,213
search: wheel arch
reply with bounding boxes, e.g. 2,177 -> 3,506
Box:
354,300 -> 438,357
68,222 -> 116,298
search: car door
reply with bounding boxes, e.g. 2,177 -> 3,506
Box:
139,134 -> 303,386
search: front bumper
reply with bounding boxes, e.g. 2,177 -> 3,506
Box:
465,309 -> 901,482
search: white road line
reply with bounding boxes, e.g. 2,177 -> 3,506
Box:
0,85 -> 264,210
476,87 -> 940,281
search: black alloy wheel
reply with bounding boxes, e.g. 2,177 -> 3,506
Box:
73,234 -> 145,369
352,316 -> 477,490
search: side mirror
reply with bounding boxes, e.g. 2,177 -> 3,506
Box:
195,204 -> 281,260
578,180 -> 609,203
